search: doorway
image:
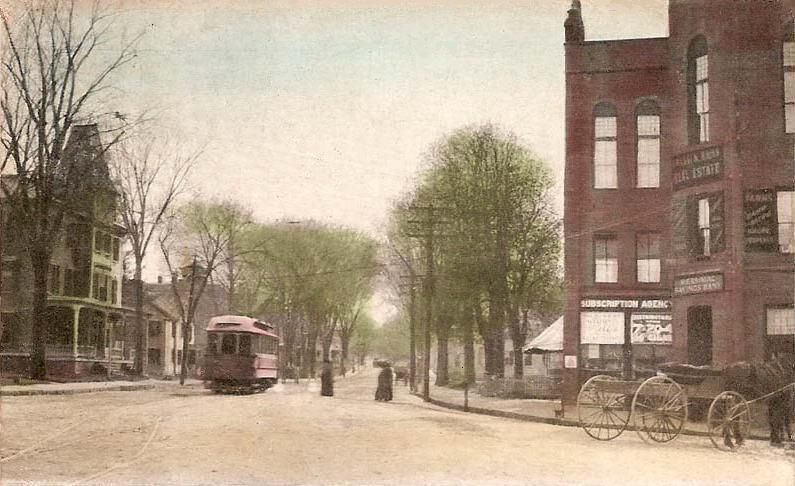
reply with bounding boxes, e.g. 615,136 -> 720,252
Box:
687,306 -> 712,366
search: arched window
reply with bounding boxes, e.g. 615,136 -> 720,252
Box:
636,100 -> 660,188
783,21 -> 795,133
687,36 -> 709,144
594,102 -> 617,189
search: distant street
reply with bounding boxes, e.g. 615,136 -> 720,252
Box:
1,370 -> 793,486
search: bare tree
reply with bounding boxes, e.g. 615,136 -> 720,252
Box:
0,0 -> 139,378
110,135 -> 197,375
159,199 -> 250,385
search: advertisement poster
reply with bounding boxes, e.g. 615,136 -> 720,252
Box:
630,313 -> 673,344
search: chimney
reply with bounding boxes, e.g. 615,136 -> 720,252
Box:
564,0 -> 585,43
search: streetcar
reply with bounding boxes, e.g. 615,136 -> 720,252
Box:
203,315 -> 280,393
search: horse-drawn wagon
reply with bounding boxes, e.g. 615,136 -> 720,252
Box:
576,356 -> 794,451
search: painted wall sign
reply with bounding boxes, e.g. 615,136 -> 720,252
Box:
672,145 -> 723,190
744,189 -> 778,252
580,298 -> 671,309
580,311 -> 625,344
673,272 -> 724,295
630,313 -> 672,344
564,355 -> 578,369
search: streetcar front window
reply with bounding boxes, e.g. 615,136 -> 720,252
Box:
207,333 -> 219,354
239,334 -> 252,356
221,334 -> 236,355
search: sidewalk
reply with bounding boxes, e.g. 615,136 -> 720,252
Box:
0,378 -> 203,396
420,381 -> 773,441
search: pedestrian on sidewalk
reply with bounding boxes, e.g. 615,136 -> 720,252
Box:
375,361 -> 393,402
320,360 -> 334,397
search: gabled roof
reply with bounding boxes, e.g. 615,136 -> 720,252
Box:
523,317 -> 563,354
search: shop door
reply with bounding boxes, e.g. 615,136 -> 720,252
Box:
687,306 -> 712,366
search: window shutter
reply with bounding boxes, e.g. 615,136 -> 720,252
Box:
709,191 -> 725,253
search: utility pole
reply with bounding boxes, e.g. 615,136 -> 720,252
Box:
422,225 -> 434,402
404,204 -> 446,402
399,273 -> 418,392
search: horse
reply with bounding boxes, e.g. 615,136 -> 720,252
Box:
723,354 -> 795,446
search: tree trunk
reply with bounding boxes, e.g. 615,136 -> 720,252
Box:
340,332 -> 349,376
133,260 -> 146,375
510,322 -> 525,378
464,309 -> 475,384
308,333 -> 318,378
179,319 -> 190,385
435,320 -> 449,386
30,247 -> 50,380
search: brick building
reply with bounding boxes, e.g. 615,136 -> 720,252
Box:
562,0 -> 795,403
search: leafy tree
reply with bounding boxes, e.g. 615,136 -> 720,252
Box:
391,124 -> 561,380
371,317 -> 410,365
159,199 -> 250,384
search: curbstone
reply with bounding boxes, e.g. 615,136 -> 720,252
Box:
0,383 -> 156,397
415,392 -> 770,441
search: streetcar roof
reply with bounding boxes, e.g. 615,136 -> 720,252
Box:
206,315 -> 279,337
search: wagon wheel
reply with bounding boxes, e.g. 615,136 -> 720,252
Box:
632,375 -> 687,444
708,391 -> 750,452
577,375 -> 630,441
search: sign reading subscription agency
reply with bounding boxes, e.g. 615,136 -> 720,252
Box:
580,298 -> 671,310
674,272 -> 724,295
673,146 -> 723,190
580,311 -> 624,344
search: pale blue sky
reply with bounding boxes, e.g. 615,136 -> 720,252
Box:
108,0 -> 668,246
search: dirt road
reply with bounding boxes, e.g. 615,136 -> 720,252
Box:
1,369 -> 793,485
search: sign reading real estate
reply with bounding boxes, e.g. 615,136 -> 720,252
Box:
630,313 -> 672,344
673,272 -> 724,295
579,311 -> 625,344
673,145 -> 723,190
744,189 -> 778,252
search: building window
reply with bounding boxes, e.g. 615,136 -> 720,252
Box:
698,197 -> 711,257
636,101 -> 660,188
110,278 -> 118,305
594,235 -> 618,283
594,103 -> 617,189
112,237 -> 120,262
636,233 -> 661,283
688,36 -> 709,144
766,307 -> 795,358
784,22 -> 795,133
778,190 -> 795,253
579,311 -> 625,371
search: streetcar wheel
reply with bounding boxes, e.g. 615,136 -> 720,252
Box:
577,375 -> 630,441
632,375 -> 687,444
708,391 -> 750,452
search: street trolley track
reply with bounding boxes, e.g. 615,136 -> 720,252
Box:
0,391 -> 186,465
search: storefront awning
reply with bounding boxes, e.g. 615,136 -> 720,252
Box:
523,317 -> 563,354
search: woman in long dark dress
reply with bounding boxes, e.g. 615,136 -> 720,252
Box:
375,364 -> 393,401
320,360 -> 334,397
